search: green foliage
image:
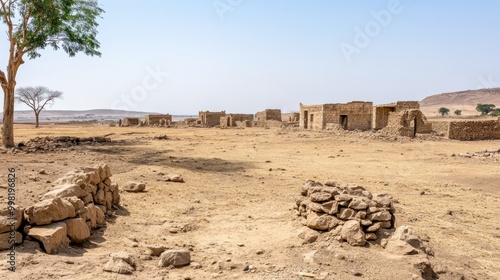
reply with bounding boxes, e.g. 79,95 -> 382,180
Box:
2,0 -> 104,59
490,109 -> 500,116
438,107 -> 450,116
476,104 -> 496,115
454,109 -> 462,116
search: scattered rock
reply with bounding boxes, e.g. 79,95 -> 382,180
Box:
163,174 -> 184,183
123,182 -> 146,193
299,228 -> 320,244
158,249 -> 191,267
147,244 -> 167,257
103,251 -> 135,275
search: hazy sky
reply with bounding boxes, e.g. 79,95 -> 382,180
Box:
2,0 -> 500,114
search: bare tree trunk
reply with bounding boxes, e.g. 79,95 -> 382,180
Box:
2,85 -> 15,148
35,111 -> 39,128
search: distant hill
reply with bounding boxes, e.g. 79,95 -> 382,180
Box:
0,109 -> 195,123
420,88 -> 500,116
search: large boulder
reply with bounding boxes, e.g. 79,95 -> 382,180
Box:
307,211 -> 341,231
158,250 -> 191,267
391,225 -> 423,249
24,198 -> 76,226
27,222 -> 69,254
340,220 -> 366,246
0,206 -> 23,234
64,218 -> 90,243
0,231 -> 22,250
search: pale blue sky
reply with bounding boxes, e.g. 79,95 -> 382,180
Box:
2,0 -> 500,114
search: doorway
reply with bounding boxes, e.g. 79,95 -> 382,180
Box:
340,115 -> 348,130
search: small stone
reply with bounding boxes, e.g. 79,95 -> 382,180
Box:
243,264 -> 250,271
39,169 -> 47,175
147,244 -> 167,257
169,228 -> 179,234
158,249 -> 191,267
190,262 -> 202,269
123,182 -> 146,193
351,270 -> 362,276
256,249 -> 265,255
299,228 -> 319,244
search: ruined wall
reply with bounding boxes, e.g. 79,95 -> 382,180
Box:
144,114 -> 172,126
372,107 -> 394,130
123,118 -> 139,126
282,113 -> 300,122
220,114 -> 253,128
447,119 -> 500,140
199,111 -> 226,127
430,121 -> 450,137
381,109 -> 431,137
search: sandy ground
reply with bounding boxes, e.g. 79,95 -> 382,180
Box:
1,123 -> 499,279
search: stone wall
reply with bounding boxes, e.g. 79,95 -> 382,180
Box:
145,114 -> 172,126
1,164 -> 120,253
123,118 -> 139,126
381,109 -> 432,137
429,121 -> 450,137
447,119 -> 500,140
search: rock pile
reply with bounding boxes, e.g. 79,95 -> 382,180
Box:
294,180 -> 396,246
1,164 -> 120,253
19,136 -> 111,152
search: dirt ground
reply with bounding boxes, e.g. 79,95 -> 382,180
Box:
1,123 -> 499,279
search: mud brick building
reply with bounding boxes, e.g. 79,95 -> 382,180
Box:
122,117 -> 139,126
299,102 -> 373,130
199,111 -> 226,127
372,101 -> 420,130
255,109 -> 282,121
144,114 -> 172,126
220,114 -> 254,128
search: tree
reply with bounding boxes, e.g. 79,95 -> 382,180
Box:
15,86 -> 62,128
454,109 -> 462,116
438,107 -> 450,116
1,0 -> 104,148
490,108 -> 500,116
476,104 -> 496,115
